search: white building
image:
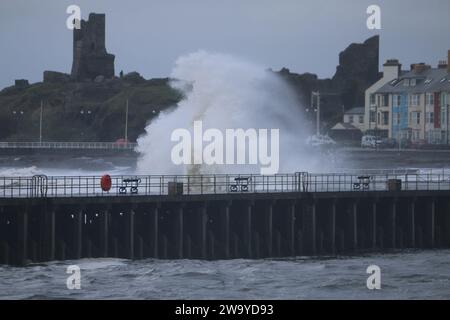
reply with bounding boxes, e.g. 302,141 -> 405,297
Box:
364,59 -> 403,134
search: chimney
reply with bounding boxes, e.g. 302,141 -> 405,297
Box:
411,62 -> 430,73
448,50 -> 450,72
438,60 -> 448,69
383,59 -> 401,78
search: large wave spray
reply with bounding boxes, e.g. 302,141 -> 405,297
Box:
136,51 -> 328,175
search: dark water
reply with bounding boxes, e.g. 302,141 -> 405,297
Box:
1,250 -> 450,299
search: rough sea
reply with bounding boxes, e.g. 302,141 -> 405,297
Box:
1,150 -> 450,299
1,250 -> 450,299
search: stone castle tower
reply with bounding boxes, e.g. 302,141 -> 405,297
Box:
71,13 -> 115,81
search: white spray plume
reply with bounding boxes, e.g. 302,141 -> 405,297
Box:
136,51 -> 330,175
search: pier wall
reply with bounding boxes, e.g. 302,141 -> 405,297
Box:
1,191 -> 449,265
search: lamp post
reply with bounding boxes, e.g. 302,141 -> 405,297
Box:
80,108 -> 92,140
310,91 -> 340,136
447,104 -> 449,145
12,109 -> 25,138
125,99 -> 129,143
39,100 -> 43,143
311,91 -> 320,136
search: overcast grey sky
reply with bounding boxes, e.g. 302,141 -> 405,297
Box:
0,0 -> 449,89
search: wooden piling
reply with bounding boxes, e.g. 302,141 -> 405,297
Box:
331,200 -> 336,254
430,199 -> 436,248
151,206 -> 159,258
17,209 -> 28,266
288,202 -> 296,256
45,209 -> 55,261
128,210 -> 135,259
303,202 -> 316,255
200,206 -> 207,259
265,202 -> 273,257
113,237 -> 118,258
177,206 -> 184,259
371,201 -> 377,249
352,201 -> 358,251
208,231 -> 215,259
74,210 -> 82,259
409,201 -> 416,247
1,242 -> 9,265
137,236 -> 144,259
222,204 -> 230,259
186,235 -> 192,259
100,210 -> 109,257
391,200 -> 397,248
244,203 -> 252,258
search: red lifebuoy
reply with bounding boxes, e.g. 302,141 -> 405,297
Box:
100,174 -> 112,192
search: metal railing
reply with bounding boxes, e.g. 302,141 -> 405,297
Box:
0,141 -> 137,150
1,172 -> 450,199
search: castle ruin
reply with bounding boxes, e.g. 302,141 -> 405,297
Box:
71,13 -> 115,81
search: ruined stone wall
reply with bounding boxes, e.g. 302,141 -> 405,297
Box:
71,13 -> 115,81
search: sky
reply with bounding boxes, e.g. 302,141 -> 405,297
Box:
0,0 -> 449,89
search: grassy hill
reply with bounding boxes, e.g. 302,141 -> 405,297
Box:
0,75 -> 182,142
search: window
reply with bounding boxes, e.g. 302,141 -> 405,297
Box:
382,112 -> 389,125
410,78 -> 417,86
426,93 -> 434,106
383,94 -> 389,107
403,79 -> 410,87
410,112 -> 421,125
370,111 -> 376,122
370,94 -> 376,105
393,95 -> 401,107
409,94 -> 420,107
359,115 -> 364,124
393,113 -> 400,125
348,115 -> 354,123
377,112 -> 381,125
426,112 -> 434,124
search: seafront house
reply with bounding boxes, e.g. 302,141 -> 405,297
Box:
330,107 -> 364,142
364,59 -> 403,137
363,50 -> 450,145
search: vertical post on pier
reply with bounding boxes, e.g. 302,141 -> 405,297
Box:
265,202 -> 273,257
303,200 -> 317,255
200,205 -> 207,259
221,203 -> 230,259
371,201 -> 377,249
429,199 -> 436,248
330,200 -> 336,254
100,209 -> 109,257
409,200 -> 416,248
17,209 -> 28,266
310,201 -> 317,255
312,202 -> 317,255
244,202 -> 252,258
127,210 -> 135,259
288,202 -> 296,256
391,199 -> 397,249
74,210 -> 83,259
47,209 -> 55,261
352,201 -> 358,251
151,206 -> 159,258
176,205 -> 184,259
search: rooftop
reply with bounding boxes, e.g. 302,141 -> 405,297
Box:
376,67 -> 450,94
344,107 -> 364,115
